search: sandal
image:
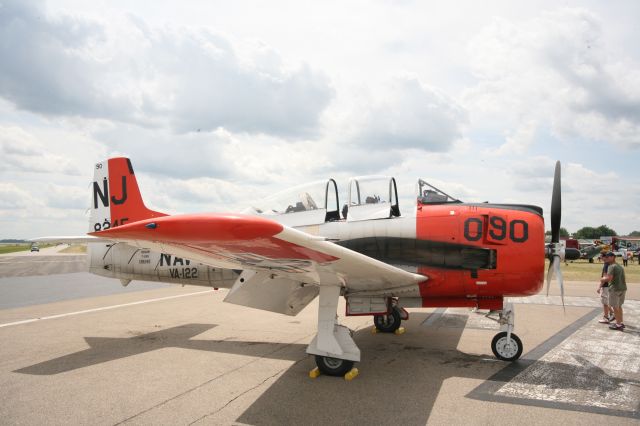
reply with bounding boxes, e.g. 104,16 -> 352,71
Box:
598,317 -> 610,324
609,323 -> 624,331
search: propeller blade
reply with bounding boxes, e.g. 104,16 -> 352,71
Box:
546,258 -> 554,296
550,161 -> 561,243
553,256 -> 565,312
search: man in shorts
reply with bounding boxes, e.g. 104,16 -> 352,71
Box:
600,251 -> 627,330
597,257 -> 615,323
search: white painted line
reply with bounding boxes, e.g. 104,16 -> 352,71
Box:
0,290 -> 215,329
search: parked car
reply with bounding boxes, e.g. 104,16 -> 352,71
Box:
30,246 -> 39,252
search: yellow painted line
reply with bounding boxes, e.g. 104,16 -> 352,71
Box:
0,290 -> 214,328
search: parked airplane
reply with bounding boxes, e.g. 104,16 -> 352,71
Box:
36,158 -> 576,378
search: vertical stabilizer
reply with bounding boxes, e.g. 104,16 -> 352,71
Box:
90,158 -> 166,232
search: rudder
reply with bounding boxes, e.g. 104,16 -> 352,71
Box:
90,158 -> 166,232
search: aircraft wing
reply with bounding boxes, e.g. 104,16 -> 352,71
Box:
91,213 -> 426,315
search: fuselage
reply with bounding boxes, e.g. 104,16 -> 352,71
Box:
298,200 -> 545,310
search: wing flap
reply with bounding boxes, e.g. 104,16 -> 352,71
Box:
224,270 -> 319,316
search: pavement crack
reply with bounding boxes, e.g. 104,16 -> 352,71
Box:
188,357 -> 306,425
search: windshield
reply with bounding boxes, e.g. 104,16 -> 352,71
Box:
416,179 -> 461,204
242,180 -> 337,216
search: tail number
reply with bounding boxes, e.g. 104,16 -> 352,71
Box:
93,176 -> 128,209
464,217 -> 528,243
94,217 -> 129,231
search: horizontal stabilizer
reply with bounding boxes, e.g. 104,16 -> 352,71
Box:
30,236 -> 113,244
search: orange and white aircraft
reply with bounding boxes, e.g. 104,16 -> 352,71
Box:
38,157 -> 575,377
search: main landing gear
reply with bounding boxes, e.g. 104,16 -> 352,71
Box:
373,299 -> 408,333
306,286 -> 360,378
314,355 -> 355,376
373,307 -> 401,333
486,302 -> 523,361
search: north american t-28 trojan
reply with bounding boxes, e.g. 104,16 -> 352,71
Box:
41,157 -> 573,378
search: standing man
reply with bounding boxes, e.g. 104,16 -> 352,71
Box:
600,251 -> 627,331
622,249 -> 629,267
597,258 -> 615,323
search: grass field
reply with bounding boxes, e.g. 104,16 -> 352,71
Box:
0,243 -> 55,254
551,259 -> 640,283
58,244 -> 87,254
0,244 -> 31,254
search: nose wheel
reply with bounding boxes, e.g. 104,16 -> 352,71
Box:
485,301 -> 523,361
491,331 -> 523,361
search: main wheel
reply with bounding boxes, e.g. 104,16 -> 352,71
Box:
491,331 -> 523,361
315,355 -> 354,376
373,308 -> 401,333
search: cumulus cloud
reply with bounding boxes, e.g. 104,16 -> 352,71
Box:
94,125 -> 237,180
464,8 -> 640,150
43,183 -> 87,209
0,182 -> 38,209
0,126 -> 82,175
0,0 -> 333,138
351,76 -> 467,151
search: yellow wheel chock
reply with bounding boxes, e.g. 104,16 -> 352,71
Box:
344,368 -> 359,381
309,367 -> 321,379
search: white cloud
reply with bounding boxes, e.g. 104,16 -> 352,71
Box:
463,8 -> 640,150
0,0 -> 334,138
351,76 -> 467,151
0,182 -> 38,209
0,1 -> 638,238
0,126 -> 82,175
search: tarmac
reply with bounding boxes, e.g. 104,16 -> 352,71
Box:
1,247 -> 639,425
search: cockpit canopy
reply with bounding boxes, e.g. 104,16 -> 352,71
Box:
347,176 -> 400,221
416,179 -> 461,205
242,179 -> 340,227
243,177 -> 461,226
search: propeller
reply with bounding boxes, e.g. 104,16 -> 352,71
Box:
546,161 -> 565,309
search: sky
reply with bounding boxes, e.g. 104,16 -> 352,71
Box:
0,0 -> 639,239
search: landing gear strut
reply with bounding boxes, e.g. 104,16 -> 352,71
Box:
306,286 -> 360,377
487,302 -> 523,361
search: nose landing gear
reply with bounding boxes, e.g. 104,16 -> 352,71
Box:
486,302 -> 523,361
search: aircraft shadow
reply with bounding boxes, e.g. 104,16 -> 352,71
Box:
235,313 -> 503,425
14,323 -> 302,375
235,312 -> 639,424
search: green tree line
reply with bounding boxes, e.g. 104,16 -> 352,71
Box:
546,226 -> 640,239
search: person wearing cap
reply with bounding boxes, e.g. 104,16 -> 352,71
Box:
600,251 -> 627,330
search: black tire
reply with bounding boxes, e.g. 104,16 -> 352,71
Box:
491,332 -> 523,361
373,308 -> 401,333
315,355 -> 354,376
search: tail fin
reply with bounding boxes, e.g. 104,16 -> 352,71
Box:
90,157 -> 166,232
